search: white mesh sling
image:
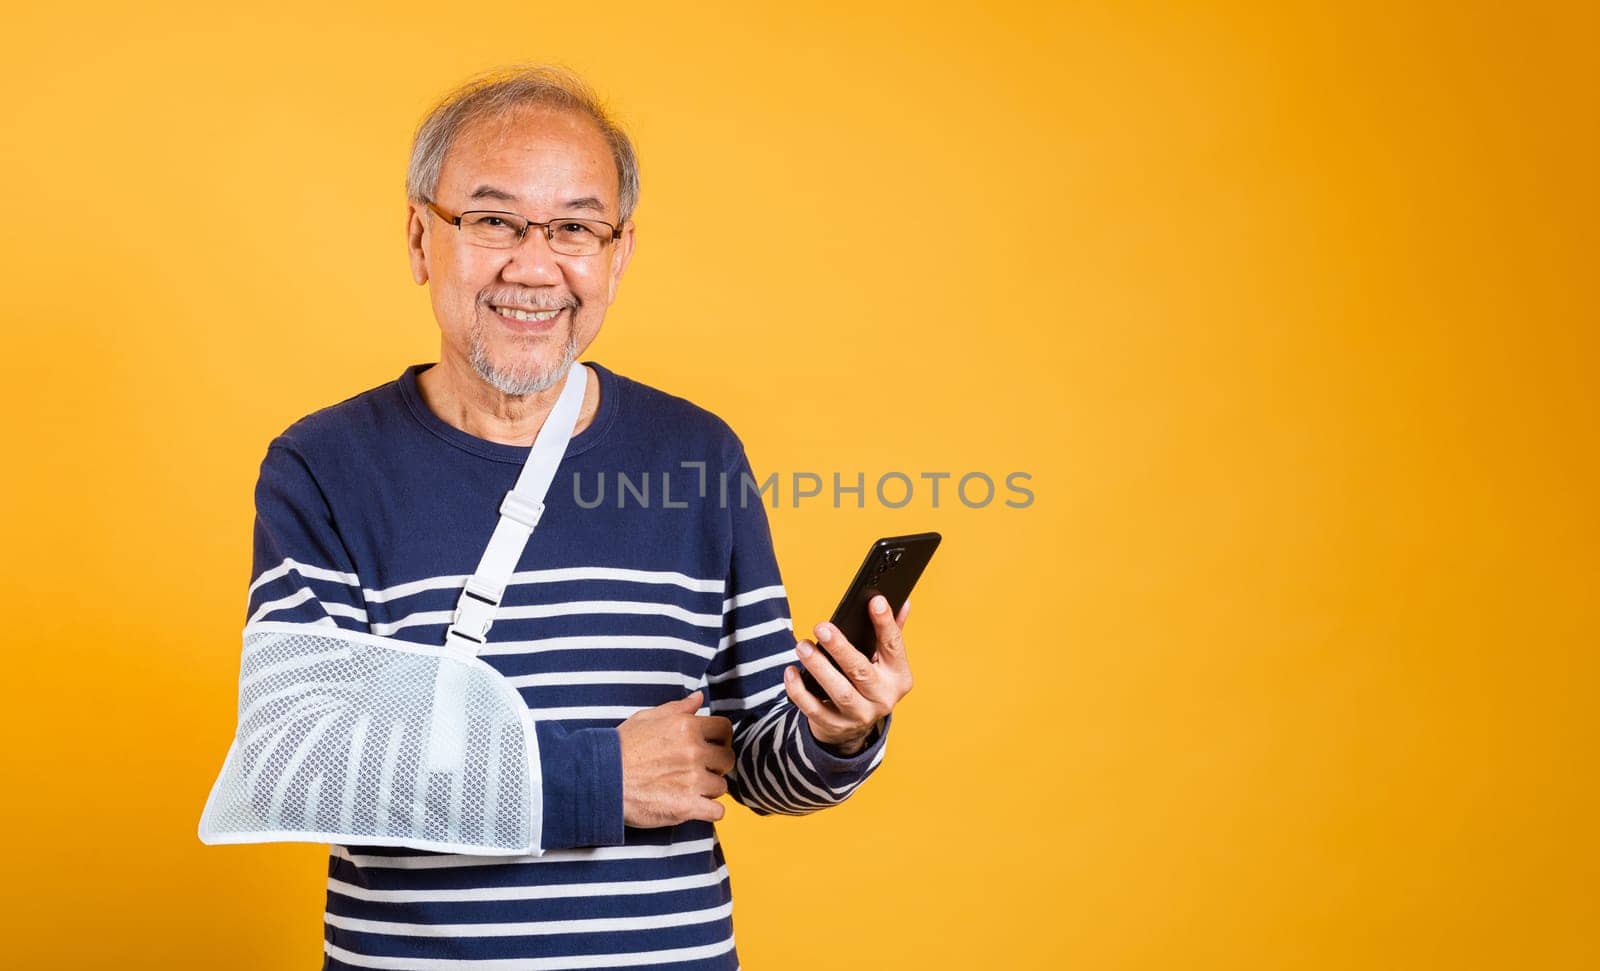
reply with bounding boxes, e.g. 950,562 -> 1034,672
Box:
197,361 -> 589,855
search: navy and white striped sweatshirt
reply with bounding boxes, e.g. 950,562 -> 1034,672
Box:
243,360 -> 891,970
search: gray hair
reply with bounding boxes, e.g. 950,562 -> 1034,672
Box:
405,64 -> 640,224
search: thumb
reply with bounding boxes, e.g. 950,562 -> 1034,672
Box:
670,689 -> 705,712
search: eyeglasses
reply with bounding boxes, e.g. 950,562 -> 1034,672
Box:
424,201 -> 622,257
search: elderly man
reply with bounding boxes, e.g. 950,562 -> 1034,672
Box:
219,66 -> 913,969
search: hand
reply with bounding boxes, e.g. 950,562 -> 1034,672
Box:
617,690 -> 735,828
784,595 -> 914,756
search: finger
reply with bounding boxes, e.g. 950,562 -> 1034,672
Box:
697,726 -> 735,773
698,770 -> 730,799
782,665 -> 853,735
812,623 -> 876,691
896,597 -> 912,632
800,631 -> 867,707
670,689 -> 704,712
686,795 -> 726,823
867,596 -> 910,670
697,714 -> 733,745
704,743 -> 736,776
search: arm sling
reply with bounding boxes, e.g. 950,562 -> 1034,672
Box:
198,361 -> 589,856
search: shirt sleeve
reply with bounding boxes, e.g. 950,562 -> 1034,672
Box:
240,438 -> 621,852
245,442 -> 370,630
706,446 -> 893,816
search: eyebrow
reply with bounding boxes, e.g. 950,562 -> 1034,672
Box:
468,185 -> 611,215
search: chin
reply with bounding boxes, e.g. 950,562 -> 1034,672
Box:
473,337 -> 578,396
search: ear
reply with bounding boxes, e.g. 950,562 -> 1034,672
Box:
406,202 -> 430,285
606,219 -> 637,304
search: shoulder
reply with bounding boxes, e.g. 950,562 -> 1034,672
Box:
596,363 -> 748,463
260,371 -> 407,476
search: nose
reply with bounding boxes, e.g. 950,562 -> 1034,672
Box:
499,225 -> 564,286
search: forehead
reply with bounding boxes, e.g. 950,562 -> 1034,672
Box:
437,105 -> 619,217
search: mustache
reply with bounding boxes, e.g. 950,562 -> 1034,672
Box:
481,291 -> 578,313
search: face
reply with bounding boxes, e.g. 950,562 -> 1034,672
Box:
406,105 -> 636,395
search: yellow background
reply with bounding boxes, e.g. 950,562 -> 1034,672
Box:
1,1 -> 1594,967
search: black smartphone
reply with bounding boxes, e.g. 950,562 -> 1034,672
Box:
801,532 -> 941,703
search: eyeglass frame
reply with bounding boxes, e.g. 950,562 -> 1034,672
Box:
422,200 -> 624,253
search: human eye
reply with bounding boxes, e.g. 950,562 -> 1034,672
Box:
458,213 -> 524,247
457,211 -> 511,228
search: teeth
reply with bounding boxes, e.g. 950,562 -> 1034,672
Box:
495,306 -> 561,322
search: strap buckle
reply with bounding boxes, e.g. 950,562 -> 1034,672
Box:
500,491 -> 545,529
447,576 -> 502,644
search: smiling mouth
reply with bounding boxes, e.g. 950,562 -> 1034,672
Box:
491,305 -> 564,322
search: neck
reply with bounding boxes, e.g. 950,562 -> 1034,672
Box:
416,353 -> 598,447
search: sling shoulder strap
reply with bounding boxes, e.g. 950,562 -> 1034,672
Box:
444,360 -> 589,654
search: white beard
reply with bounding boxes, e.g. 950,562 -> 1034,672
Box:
468,312 -> 580,396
